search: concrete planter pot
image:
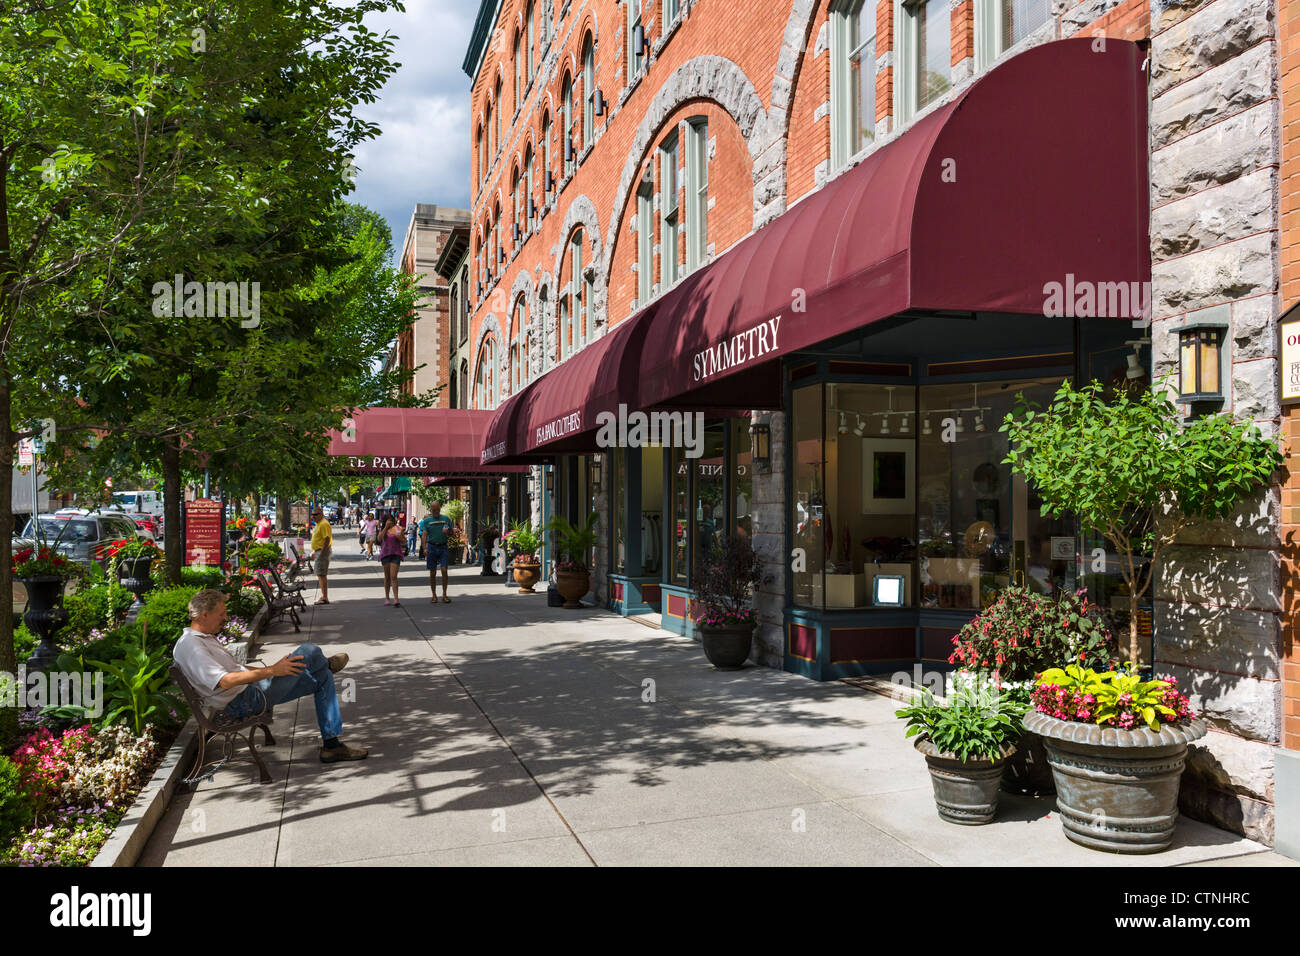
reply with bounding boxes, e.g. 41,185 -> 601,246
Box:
697,621 -> 755,670
1024,710 -> 1208,854
1002,729 -> 1056,796
915,736 -> 1015,825
513,563 -> 541,593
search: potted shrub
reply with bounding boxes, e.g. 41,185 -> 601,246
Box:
1003,379 -> 1279,852
692,535 -> 766,670
13,546 -> 72,671
105,538 -> 161,607
948,586 -> 1117,795
896,682 -> 1023,825
504,520 -> 543,593
1024,664 -> 1204,852
546,512 -> 598,609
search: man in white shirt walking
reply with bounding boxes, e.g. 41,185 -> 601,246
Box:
173,589 -> 368,763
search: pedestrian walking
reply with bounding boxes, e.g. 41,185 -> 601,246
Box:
309,507 -> 333,605
254,514 -> 272,542
405,516 -> 418,556
378,516 -> 404,605
361,512 -> 378,559
419,501 -> 455,603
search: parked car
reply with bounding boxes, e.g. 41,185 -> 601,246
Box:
125,511 -> 161,539
15,511 -> 150,568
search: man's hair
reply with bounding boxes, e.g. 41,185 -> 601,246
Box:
188,588 -> 227,621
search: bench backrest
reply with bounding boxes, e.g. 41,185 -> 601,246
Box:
170,664 -> 215,728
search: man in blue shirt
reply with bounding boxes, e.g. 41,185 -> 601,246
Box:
419,501 -> 455,603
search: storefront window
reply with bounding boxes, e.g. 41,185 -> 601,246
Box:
731,419 -> 753,543
791,384 -> 827,607
641,444 -> 664,575
612,448 -> 627,574
694,422 -> 726,571
670,446 -> 690,583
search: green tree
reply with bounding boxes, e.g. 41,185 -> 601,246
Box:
1001,380 -> 1281,665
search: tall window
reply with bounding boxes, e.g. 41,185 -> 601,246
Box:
541,112 -> 552,196
684,118 -> 708,272
538,286 -> 549,371
511,170 -> 521,245
513,295 -> 528,383
494,78 -> 502,149
831,0 -> 876,168
659,133 -> 679,287
898,0 -> 950,121
460,266 -> 469,342
977,0 -> 1051,68
559,296 -> 571,361
460,360 -> 468,409
582,37 -> 595,149
664,0 -> 679,23
513,31 -> 522,111
570,229 -> 585,349
627,0 -> 644,80
636,178 -> 653,303
476,125 -> 485,184
541,0 -> 552,44
562,76 -> 574,174
527,2 -> 536,78
524,145 -> 535,228
476,339 -> 497,408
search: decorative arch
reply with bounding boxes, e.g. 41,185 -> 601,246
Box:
601,55 -> 768,280
759,0 -> 821,227
552,193 -> 602,283
471,315 -> 503,409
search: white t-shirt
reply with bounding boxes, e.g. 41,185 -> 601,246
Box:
174,627 -> 246,716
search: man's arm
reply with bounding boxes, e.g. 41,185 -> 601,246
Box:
216,654 -> 304,690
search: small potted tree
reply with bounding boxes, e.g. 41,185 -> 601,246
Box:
896,681 -> 1024,825
692,535 -> 766,670
546,512 -> 598,608
1002,379 -> 1279,852
504,520 -> 543,593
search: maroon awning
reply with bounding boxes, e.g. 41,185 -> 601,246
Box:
329,407 -> 526,475
481,308 -> 656,462
633,37 -> 1149,409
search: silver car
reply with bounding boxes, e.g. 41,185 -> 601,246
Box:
16,511 -> 148,568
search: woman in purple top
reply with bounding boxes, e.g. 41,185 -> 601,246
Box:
379,516 -> 404,605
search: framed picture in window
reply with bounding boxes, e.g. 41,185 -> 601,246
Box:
862,438 -> 915,515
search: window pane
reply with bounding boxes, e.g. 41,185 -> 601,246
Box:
1001,0 -> 1051,49
641,445 -> 664,575
693,422 -> 726,574
731,419 -> 753,543
850,34 -> 876,150
916,0 -> 950,110
671,446 -> 690,583
613,449 -> 627,573
791,384 -> 825,609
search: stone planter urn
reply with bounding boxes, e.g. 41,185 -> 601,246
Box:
19,575 -> 70,672
554,569 -> 590,608
116,555 -> 156,606
915,736 -> 1015,825
1001,729 -> 1056,796
513,562 -> 542,593
697,620 -> 755,670
1023,711 -> 1208,853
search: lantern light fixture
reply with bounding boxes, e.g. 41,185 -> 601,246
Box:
590,454 -> 603,491
750,421 -> 772,473
594,89 -> 605,116
1174,318 -> 1227,404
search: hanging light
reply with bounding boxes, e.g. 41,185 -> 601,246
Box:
922,417 -> 932,436
837,413 -> 847,435
853,416 -> 866,437
899,415 -> 910,435
879,415 -> 890,436
955,415 -> 965,434
975,415 -> 986,433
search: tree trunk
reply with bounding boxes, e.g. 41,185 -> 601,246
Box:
0,373 -> 16,748
161,441 -> 183,585
277,496 -> 290,533
1129,591 -> 1141,671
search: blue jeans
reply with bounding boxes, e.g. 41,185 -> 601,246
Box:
224,642 -> 342,741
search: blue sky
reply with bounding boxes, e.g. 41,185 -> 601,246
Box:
351,0 -> 476,258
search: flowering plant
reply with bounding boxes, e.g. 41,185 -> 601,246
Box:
444,525 -> 465,549
692,535 -> 767,628
59,724 -> 160,808
105,538 -> 159,560
3,804 -> 120,867
949,586 -> 1116,682
696,606 -> 756,628
12,726 -> 95,814
13,546 -> 70,578
1032,663 -> 1196,731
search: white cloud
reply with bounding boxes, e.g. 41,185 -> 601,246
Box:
350,0 -> 475,258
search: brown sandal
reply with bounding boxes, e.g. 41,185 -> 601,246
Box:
442,596 -> 451,603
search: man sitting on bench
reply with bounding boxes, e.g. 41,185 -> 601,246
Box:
173,589 -> 369,764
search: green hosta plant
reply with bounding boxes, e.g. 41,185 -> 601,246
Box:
88,628 -> 184,736
1002,378 -> 1280,666
896,682 -> 1025,763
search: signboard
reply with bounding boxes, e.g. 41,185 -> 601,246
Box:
1050,536 -> 1076,561
185,498 -> 223,566
1281,308 -> 1300,406
291,504 -> 309,527
17,438 -> 33,467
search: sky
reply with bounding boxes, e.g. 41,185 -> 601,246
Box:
351,0 -> 477,260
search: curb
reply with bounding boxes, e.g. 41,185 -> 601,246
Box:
90,718 -> 199,868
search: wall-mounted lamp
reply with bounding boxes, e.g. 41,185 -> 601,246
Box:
594,89 -> 605,116
633,24 -> 649,56
529,198 -> 537,219
1175,318 -> 1226,403
545,467 -> 554,494
750,421 -> 772,473
499,247 -> 506,263
546,170 -> 556,192
590,454 -> 603,491
564,138 -> 575,163
513,223 -> 521,242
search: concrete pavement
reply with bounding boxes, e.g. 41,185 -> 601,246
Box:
139,548 -> 1292,866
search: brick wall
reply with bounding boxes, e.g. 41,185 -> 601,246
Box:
1282,0 -> 1300,753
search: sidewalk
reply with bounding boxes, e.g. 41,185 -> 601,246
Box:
139,550 -> 1294,867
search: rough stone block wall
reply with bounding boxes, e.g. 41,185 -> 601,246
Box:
1149,0 -> 1280,844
